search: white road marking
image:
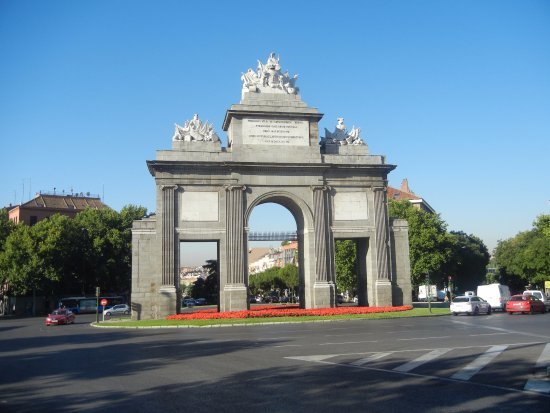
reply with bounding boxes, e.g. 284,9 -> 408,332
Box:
398,336 -> 450,341
319,340 -> 378,346
524,379 -> 550,394
393,348 -> 452,372
451,345 -> 508,381
286,354 -> 339,362
351,352 -> 391,366
451,320 -> 550,340
534,342 -> 550,368
524,343 -> 550,394
272,344 -> 301,348
284,342 -> 550,397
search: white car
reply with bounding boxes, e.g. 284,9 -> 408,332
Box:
450,296 -> 491,316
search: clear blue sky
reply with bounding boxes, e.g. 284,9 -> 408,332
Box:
1,0 -> 549,265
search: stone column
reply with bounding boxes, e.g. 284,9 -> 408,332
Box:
312,185 -> 335,307
222,185 -> 247,311
160,185 -> 177,317
161,185 -> 177,286
373,187 -> 392,306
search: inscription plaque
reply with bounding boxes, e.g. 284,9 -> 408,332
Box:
242,119 -> 309,145
333,192 -> 369,221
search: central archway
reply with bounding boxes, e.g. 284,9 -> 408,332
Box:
245,190 -> 316,308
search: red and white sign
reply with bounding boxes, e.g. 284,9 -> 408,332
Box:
100,299 -> 108,306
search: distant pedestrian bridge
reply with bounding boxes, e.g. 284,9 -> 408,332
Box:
248,231 -> 297,241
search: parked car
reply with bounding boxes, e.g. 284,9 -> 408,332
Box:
45,308 -> 76,326
194,298 -> 207,306
523,290 -> 550,311
506,294 -> 545,314
182,298 -> 196,307
450,296 -> 491,316
104,304 -> 130,317
477,283 -> 511,311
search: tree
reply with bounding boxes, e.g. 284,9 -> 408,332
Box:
0,209 -> 15,252
0,224 -> 37,295
279,264 -> 299,298
73,205 -> 146,295
192,259 -> 219,305
388,200 -> 455,288
533,214 -> 550,239
445,231 -> 490,292
335,240 -> 357,294
494,215 -> 550,291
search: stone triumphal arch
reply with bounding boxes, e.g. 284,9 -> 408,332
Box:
131,54 -> 412,320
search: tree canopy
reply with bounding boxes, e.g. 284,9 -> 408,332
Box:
494,214 -> 550,291
388,200 -> 455,287
0,205 -> 147,297
335,240 -> 356,294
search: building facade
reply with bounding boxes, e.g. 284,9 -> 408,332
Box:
7,192 -> 108,225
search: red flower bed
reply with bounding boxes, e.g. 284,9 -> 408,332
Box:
166,305 -> 413,320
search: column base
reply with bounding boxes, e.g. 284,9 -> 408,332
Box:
158,285 -> 177,319
220,284 -> 248,312
313,281 -> 336,308
374,280 -> 393,307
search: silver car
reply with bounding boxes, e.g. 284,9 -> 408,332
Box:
104,304 -> 130,317
450,296 -> 491,316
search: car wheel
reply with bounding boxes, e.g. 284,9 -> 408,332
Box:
529,306 -> 534,315
452,312 -> 457,316
487,307 -> 492,315
508,311 -> 513,315
473,307 -> 479,316
124,310 -> 129,315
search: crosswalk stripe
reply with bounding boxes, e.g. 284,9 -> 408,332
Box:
393,348 -> 452,373
351,352 -> 391,366
451,345 -> 508,381
534,342 -> 550,369
524,343 -> 550,394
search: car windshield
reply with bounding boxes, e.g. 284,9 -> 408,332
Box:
453,297 -> 469,303
52,310 -> 66,315
510,296 -> 526,301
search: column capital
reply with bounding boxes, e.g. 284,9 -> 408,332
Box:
372,186 -> 387,193
310,185 -> 331,192
224,184 -> 247,192
160,184 -> 178,191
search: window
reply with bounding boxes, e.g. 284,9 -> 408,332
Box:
30,216 -> 37,226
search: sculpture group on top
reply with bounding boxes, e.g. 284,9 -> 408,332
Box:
241,53 -> 299,95
322,118 -> 367,146
172,114 -> 220,143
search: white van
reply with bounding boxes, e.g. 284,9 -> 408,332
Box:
476,284 -> 511,311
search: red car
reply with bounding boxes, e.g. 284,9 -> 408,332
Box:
506,294 -> 546,314
45,308 -> 76,326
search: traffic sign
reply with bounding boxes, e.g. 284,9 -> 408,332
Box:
100,299 -> 108,306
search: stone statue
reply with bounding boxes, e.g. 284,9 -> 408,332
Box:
241,52 -> 299,96
322,117 -> 367,147
172,114 -> 220,143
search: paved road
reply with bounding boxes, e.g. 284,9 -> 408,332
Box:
1,311 -> 549,412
